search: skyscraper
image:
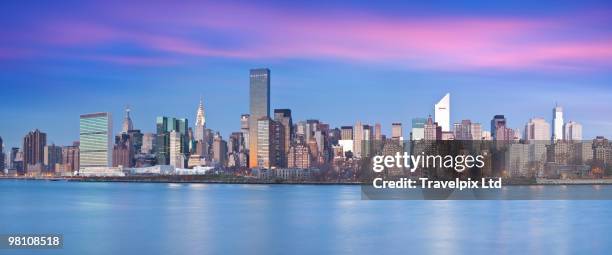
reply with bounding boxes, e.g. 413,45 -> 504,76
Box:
156,116 -> 188,165
470,123 -> 482,140
340,126 -> 353,140
195,98 -> 206,141
424,116 -> 440,140
491,115 -> 514,142
79,113 -> 112,169
411,118 -> 426,141
61,143 -> 79,173
564,121 -> 582,141
212,133 -> 227,165
288,140 -> 311,169
121,107 -> 133,134
353,122 -> 364,158
9,147 -> 20,172
141,133 -> 157,154
391,123 -> 402,141
434,93 -> 450,132
169,130 -> 185,169
553,105 -> 564,142
453,120 -> 473,140
23,129 -> 47,172
43,144 -> 62,172
113,133 -> 133,167
249,68 -> 271,168
491,115 -> 506,140
256,117 -> 273,168
374,123 -> 382,140
241,114 -> 250,149
524,117 -> 550,142
274,109 -> 293,164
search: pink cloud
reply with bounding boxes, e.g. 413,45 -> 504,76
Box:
11,2 -> 612,71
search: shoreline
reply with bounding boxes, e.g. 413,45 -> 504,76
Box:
2,176 -> 612,186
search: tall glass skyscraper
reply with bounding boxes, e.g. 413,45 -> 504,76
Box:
156,116 -> 188,165
249,68 -> 270,168
79,112 -> 112,169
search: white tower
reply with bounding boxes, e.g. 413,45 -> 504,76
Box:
552,104 -> 564,142
434,93 -> 450,132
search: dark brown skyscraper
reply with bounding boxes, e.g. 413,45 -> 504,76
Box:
23,129 -> 47,171
274,109 -> 292,167
113,133 -> 134,167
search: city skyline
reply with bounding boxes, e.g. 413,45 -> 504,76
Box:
2,1 -> 612,148
0,80 -> 599,150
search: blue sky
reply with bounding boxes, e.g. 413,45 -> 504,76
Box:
1,0 -> 612,148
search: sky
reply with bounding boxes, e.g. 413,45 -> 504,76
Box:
1,0 -> 612,149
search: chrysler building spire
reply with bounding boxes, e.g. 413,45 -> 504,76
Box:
195,97 -> 206,141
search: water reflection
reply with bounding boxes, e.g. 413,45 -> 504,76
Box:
0,180 -> 611,255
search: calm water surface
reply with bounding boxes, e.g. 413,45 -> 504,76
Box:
1,180 -> 611,255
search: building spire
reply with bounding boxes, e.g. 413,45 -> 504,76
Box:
121,105 -> 133,133
196,97 -> 206,127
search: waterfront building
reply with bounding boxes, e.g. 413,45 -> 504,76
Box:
506,143 -> 529,177
80,113 -> 112,170
256,117 -> 284,168
249,68 -> 271,168
169,130 -> 185,169
9,147 -> 21,173
592,136 -> 611,166
271,119 -> 286,167
547,141 -> 574,165
574,141 -> 593,164
434,93 -> 450,132
256,117 -> 272,168
112,133 -> 133,168
43,144 -> 62,172
288,141 -> 311,169
23,129 -> 47,172
61,143 -> 79,173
